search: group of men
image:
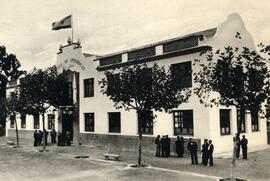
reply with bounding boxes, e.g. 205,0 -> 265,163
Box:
236,135 -> 248,160
33,129 -> 57,146
155,136 -> 214,166
200,139 -> 214,166
155,135 -> 172,157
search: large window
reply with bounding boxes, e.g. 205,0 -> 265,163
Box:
236,109 -> 245,133
48,114 -> 55,130
251,110 -> 259,132
220,109 -> 231,135
173,110 -> 193,135
108,112 -> 121,133
21,114 -> 26,129
85,113 -> 95,132
10,115 -> 15,128
138,111 -> 153,135
171,61 -> 192,88
84,78 -> 94,97
33,114 -> 40,129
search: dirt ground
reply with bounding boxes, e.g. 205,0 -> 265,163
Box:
1,137 -> 270,181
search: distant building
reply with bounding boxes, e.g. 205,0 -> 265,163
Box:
6,13 -> 269,154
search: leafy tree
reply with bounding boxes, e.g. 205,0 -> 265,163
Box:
193,34 -> 270,177
194,43 -> 270,136
4,90 -> 28,147
99,63 -> 191,167
19,66 -> 69,151
0,46 -> 24,135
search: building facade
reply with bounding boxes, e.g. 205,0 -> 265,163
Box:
6,13 -> 269,155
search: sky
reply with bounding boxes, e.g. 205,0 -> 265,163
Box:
0,0 -> 269,71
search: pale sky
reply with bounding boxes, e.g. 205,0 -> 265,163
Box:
0,0 -> 269,71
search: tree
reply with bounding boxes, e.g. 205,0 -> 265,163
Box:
4,90 -> 28,147
0,46 -> 24,135
99,63 -> 191,167
193,34 -> 270,178
19,66 -> 69,151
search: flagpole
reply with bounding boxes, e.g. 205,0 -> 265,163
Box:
71,14 -> 74,43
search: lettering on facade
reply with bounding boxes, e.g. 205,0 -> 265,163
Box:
57,58 -> 86,71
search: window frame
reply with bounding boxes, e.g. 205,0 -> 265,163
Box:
84,113 -> 95,132
173,110 -> 194,136
138,110 -> 153,135
219,109 -> 231,135
108,112 -> 121,133
251,110 -> 259,132
33,114 -> 40,129
21,114 -> 26,129
84,78 -> 94,97
10,115 -> 15,128
236,109 -> 246,133
171,61 -> 192,89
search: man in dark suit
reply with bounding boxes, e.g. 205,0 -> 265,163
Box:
241,135 -> 248,159
187,138 -> 198,164
160,136 -> 166,157
155,135 -> 161,157
201,139 -> 209,166
207,140 -> 214,166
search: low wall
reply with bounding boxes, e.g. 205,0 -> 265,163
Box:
7,129 -> 201,154
78,133 -> 201,154
7,129 -> 34,140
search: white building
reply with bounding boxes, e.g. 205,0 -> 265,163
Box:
6,13 -> 269,155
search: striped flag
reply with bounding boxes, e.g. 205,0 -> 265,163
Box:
52,15 -> 72,30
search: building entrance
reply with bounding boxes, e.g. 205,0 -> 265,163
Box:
62,111 -> 74,141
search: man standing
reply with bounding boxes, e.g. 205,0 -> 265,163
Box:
50,129 -> 57,144
207,140 -> 214,166
155,135 -> 161,157
175,136 -> 184,158
201,139 -> 209,166
187,138 -> 198,164
241,135 -> 248,159
235,134 -> 241,159
161,136 -> 166,157
165,135 -> 171,157
33,130 -> 38,147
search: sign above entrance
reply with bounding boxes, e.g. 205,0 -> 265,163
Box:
57,58 -> 86,72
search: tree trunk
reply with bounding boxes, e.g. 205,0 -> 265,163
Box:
42,112 -> 46,152
0,81 -> 7,136
137,110 -> 142,167
231,107 -> 244,180
14,117 -> 19,147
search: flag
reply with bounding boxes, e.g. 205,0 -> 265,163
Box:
52,15 -> 72,30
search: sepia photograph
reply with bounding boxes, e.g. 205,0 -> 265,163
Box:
0,0 -> 270,180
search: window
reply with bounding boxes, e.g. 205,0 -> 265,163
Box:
236,109 -> 245,133
85,113 -> 94,132
108,112 -> 121,133
99,54 -> 122,66
107,74 -> 120,95
171,61 -> 192,88
163,36 -> 198,53
33,114 -> 40,129
173,110 -> 193,135
68,82 -> 73,103
84,78 -> 94,97
21,114 -> 26,129
251,110 -> 259,132
220,109 -> 231,135
127,46 -> 155,61
48,114 -> 55,130
138,111 -> 153,135
10,115 -> 15,128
